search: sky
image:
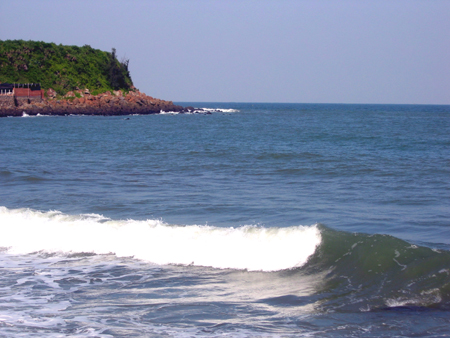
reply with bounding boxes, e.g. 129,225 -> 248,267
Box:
1,0 -> 449,104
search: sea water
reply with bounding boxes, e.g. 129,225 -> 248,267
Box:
0,103 -> 449,337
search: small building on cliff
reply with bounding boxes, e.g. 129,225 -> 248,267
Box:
0,83 -> 44,103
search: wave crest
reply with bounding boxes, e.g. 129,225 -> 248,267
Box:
0,207 -> 321,271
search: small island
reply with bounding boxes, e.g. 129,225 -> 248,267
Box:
0,40 -> 198,117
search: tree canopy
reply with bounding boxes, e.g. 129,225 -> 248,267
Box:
0,40 -> 133,95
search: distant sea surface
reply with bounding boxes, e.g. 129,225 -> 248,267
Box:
0,103 -> 449,337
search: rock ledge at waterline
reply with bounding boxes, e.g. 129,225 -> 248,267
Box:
0,88 -> 195,117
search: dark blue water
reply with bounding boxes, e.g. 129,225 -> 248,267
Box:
0,103 -> 449,337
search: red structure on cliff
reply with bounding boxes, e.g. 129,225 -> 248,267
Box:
0,83 -> 44,100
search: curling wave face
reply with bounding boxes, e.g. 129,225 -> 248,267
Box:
0,206 -> 321,271
2,206 -> 449,312
303,227 -> 450,311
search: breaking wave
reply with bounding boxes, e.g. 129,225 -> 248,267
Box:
2,206 -> 449,310
0,207 -> 320,271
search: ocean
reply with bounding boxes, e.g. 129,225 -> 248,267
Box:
0,103 -> 449,337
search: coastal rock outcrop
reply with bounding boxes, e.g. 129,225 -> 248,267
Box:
0,88 -> 187,117
1,41 -> 209,117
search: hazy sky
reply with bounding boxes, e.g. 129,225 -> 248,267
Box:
1,0 -> 449,104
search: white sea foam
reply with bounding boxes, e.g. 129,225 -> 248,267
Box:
204,108 -> 239,113
159,108 -> 239,114
159,110 -> 180,115
0,206 -> 321,271
385,288 -> 442,308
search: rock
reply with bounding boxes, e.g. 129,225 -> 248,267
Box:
47,88 -> 57,98
1,89 -> 193,117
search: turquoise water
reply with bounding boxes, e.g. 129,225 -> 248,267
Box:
0,103 -> 449,337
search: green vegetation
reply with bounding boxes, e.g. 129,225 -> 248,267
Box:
0,40 -> 133,95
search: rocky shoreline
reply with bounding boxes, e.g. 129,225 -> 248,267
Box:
0,88 -> 202,117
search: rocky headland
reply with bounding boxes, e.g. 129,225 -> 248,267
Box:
0,87 -> 196,117
0,40 -> 207,117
